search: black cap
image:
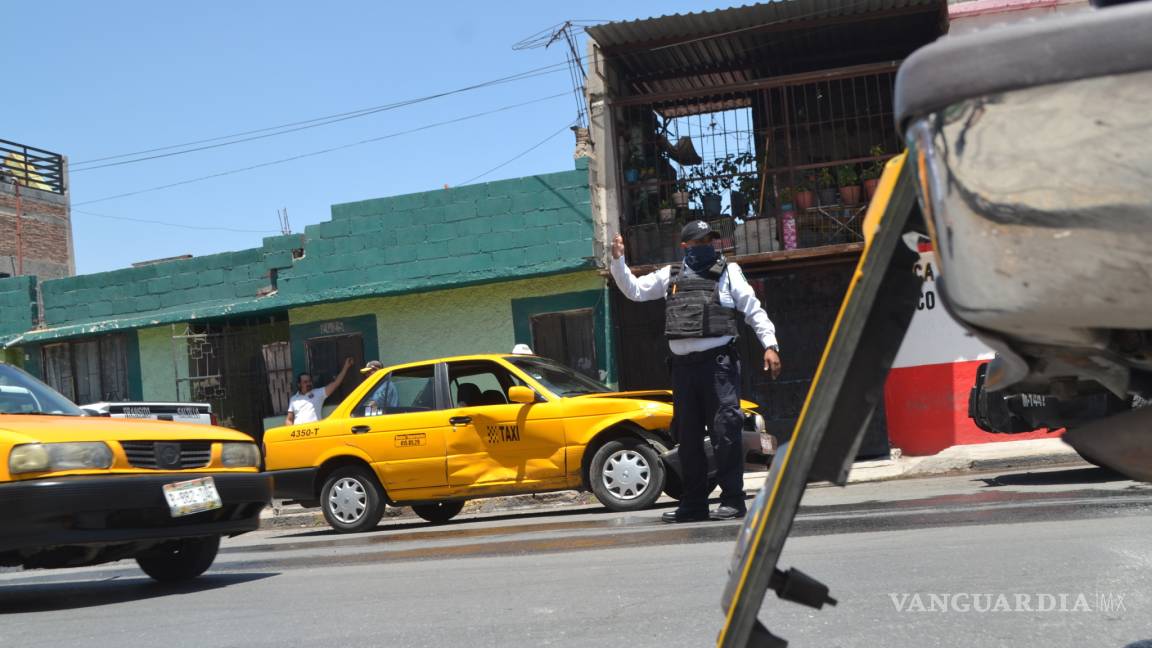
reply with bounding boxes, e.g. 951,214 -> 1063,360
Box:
681,220 -> 719,242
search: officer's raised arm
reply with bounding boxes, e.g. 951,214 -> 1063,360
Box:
609,234 -> 672,302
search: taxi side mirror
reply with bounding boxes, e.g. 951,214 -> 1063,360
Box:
508,386 -> 536,404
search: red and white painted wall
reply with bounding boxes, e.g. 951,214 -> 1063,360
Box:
883,242 -> 1049,455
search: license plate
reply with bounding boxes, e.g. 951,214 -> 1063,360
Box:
162,477 -> 223,517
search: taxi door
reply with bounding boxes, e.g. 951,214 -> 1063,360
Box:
343,364 -> 449,493
442,360 -> 567,491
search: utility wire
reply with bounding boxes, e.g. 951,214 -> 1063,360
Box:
457,121 -> 577,186
75,92 -> 568,207
70,62 -> 576,171
74,208 -> 277,234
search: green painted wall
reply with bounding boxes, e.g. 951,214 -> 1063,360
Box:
289,271 -> 603,367
30,161 -> 592,337
0,275 -> 38,342
137,325 -> 188,402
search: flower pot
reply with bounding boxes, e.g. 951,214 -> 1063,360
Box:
863,178 -> 880,200
839,186 -> 862,206
702,193 -> 723,217
659,208 -> 675,224
730,191 -> 749,217
672,191 -> 691,208
817,188 -> 839,206
794,190 -> 815,211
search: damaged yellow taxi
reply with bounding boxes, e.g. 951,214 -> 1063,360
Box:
264,354 -> 772,533
0,363 -> 270,581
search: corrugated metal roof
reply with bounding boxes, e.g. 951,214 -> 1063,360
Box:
587,0 -> 943,51
587,0 -> 947,97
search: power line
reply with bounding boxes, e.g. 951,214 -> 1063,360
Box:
70,62 -> 575,172
457,121 -> 577,186
74,92 -> 568,207
74,208 -> 278,234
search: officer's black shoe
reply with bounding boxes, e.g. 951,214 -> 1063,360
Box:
709,505 -> 746,520
661,510 -> 711,523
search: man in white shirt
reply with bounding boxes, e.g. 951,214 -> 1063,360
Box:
285,357 -> 354,425
610,220 -> 781,523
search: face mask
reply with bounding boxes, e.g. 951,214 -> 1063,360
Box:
684,243 -> 719,272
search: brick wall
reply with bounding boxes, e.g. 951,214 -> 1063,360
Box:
0,182 -> 72,280
0,275 -> 38,340
31,161 -> 593,331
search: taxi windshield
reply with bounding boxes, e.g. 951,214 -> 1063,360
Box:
0,364 -> 85,416
505,356 -> 611,396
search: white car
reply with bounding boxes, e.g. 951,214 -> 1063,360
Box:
81,401 -> 216,426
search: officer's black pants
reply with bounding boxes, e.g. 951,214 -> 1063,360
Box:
670,343 -> 746,516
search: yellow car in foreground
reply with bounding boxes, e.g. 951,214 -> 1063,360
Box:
0,363 -> 270,581
264,354 -> 772,532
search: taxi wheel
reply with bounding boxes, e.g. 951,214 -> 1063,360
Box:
321,466 -> 386,533
590,437 -> 665,512
412,501 -> 465,524
135,535 -> 220,582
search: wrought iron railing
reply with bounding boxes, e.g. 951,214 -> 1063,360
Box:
0,139 -> 65,194
614,64 -> 898,264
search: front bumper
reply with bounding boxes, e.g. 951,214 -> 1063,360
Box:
0,472 -> 271,553
661,429 -> 775,478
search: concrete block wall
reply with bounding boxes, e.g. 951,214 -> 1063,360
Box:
39,244 -> 284,327
0,275 -> 38,340
28,160 -> 592,330
276,160 -> 593,299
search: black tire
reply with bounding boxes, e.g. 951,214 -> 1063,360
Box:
320,465 -> 386,533
135,536 -> 220,582
589,437 -> 665,512
411,501 -> 465,524
661,469 -> 718,501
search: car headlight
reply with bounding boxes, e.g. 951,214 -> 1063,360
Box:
9,442 -> 113,474
221,442 -> 261,467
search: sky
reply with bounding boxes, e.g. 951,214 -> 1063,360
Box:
7,0 -> 742,274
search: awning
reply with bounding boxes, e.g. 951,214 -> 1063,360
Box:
586,0 -> 948,97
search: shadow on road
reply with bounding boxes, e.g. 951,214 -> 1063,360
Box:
976,466 -> 1130,488
0,572 -> 277,613
275,499 -> 682,540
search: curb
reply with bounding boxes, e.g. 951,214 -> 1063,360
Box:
258,440 -> 1087,530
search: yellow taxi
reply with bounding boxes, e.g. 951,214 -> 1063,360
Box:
264,354 -> 772,532
0,362 -> 270,581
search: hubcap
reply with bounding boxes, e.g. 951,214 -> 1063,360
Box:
328,477 -> 367,523
601,449 -> 650,500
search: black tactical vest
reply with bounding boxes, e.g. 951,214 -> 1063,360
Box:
664,257 -> 739,339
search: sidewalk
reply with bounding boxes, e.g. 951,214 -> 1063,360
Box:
260,437 -> 1086,530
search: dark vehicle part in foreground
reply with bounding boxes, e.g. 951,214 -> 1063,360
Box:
718,4 -> 1152,645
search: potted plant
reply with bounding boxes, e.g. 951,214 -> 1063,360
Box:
659,199 -> 675,224
861,145 -> 886,200
816,167 -> 838,206
690,162 -> 724,217
836,164 -> 861,205
672,179 -> 691,209
793,176 -> 815,211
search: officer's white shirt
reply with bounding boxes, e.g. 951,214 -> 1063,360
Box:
288,387 -> 328,424
610,255 -> 778,355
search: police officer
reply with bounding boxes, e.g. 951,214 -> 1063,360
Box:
610,221 -> 781,522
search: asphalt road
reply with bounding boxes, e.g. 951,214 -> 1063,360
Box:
2,465 -> 1150,648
